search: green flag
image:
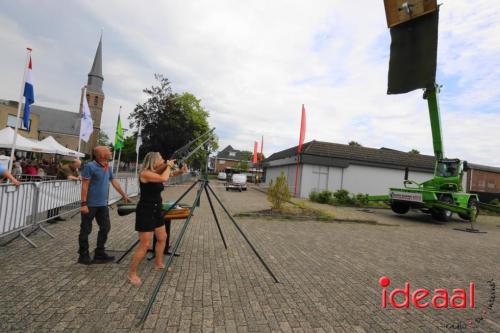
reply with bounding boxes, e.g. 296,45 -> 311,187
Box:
114,114 -> 124,149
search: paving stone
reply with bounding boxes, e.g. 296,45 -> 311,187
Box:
1,182 -> 499,332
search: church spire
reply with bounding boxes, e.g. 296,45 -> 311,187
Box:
87,34 -> 103,93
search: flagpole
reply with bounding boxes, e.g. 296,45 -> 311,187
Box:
8,48 -> 32,173
134,149 -> 139,178
116,148 -> 122,176
77,85 -> 86,154
293,105 -> 306,197
134,121 -> 141,179
111,106 -> 122,172
111,148 -> 116,172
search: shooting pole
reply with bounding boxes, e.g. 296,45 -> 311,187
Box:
8,48 -> 31,173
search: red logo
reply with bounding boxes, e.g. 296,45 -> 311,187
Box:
379,276 -> 475,309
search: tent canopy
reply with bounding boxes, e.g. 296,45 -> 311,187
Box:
0,127 -> 83,157
40,136 -> 84,158
0,127 -> 55,154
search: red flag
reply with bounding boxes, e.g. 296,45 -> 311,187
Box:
252,141 -> 258,164
259,136 -> 264,161
297,104 -> 306,153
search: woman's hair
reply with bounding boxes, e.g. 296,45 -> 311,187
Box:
140,152 -> 163,172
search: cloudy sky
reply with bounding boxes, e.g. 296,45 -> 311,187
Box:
0,1 -> 499,165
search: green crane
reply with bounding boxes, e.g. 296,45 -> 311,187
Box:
383,84 -> 479,222
369,0 -> 500,223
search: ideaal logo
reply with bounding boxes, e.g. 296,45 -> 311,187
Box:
379,277 -> 496,331
379,276 -> 475,309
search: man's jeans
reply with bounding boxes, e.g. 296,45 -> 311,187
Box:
78,206 -> 111,254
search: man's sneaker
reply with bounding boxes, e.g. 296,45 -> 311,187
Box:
93,249 -> 115,262
78,252 -> 92,265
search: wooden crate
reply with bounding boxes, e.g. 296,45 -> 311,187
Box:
384,0 -> 438,28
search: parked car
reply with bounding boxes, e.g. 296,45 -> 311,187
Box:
225,173 -> 247,191
217,172 -> 227,180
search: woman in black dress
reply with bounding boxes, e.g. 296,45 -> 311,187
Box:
127,152 -> 186,286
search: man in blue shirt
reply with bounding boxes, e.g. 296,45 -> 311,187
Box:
78,146 -> 129,265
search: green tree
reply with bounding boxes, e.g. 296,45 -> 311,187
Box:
97,131 -> 111,146
128,74 -> 218,167
120,136 -> 137,169
348,141 -> 362,147
240,150 -> 253,161
237,160 -> 249,172
408,149 -> 420,154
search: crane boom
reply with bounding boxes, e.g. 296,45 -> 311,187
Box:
424,85 -> 444,160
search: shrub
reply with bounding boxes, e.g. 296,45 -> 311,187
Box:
333,189 -> 354,205
490,198 -> 500,206
267,172 -> 291,210
353,193 -> 369,207
317,190 -> 334,204
309,191 -> 319,202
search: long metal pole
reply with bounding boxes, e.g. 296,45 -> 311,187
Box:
110,106 -> 122,172
77,86 -> 86,154
8,48 -> 31,173
116,148 -> 122,176
134,121 -> 141,179
207,183 -> 279,283
204,186 -> 228,249
138,180 -> 206,326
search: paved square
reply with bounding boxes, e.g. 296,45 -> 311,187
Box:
1,181 -> 499,332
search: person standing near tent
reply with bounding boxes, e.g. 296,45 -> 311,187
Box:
0,163 -> 20,185
78,146 -> 129,265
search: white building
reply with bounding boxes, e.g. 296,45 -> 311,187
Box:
264,140 -> 437,198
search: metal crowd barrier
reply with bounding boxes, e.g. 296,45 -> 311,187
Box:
0,174 -> 192,247
0,182 -> 38,246
0,177 -> 138,247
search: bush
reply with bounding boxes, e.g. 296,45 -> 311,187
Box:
309,190 -> 334,204
353,193 -> 369,207
309,191 -> 319,202
310,189 -> 370,207
333,189 -> 354,205
267,172 -> 291,210
317,190 -> 334,204
490,198 -> 500,206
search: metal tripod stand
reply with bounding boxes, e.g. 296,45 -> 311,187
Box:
133,176 -> 279,326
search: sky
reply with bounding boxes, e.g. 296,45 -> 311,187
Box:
0,1 -> 499,165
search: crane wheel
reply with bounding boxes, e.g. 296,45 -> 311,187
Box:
391,201 -> 410,214
458,197 -> 479,220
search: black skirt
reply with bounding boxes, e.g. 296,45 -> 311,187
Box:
135,201 -> 164,232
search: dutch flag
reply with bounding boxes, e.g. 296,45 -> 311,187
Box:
23,56 -> 35,129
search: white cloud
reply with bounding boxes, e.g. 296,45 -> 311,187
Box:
0,1 -> 498,166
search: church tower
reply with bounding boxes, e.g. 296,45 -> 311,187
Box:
81,36 -> 104,156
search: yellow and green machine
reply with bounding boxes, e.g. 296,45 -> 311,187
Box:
369,1 -> 500,223
370,85 -> 480,222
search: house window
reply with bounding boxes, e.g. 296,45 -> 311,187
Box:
229,152 -> 236,157
7,114 -> 31,131
219,160 -> 225,164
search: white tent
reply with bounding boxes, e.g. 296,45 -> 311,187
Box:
0,127 -> 56,154
40,136 -> 84,158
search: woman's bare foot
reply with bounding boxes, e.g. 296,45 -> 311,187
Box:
154,264 -> 172,272
127,273 -> 142,286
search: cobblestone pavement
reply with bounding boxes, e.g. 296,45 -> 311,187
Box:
1,181 -> 499,332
